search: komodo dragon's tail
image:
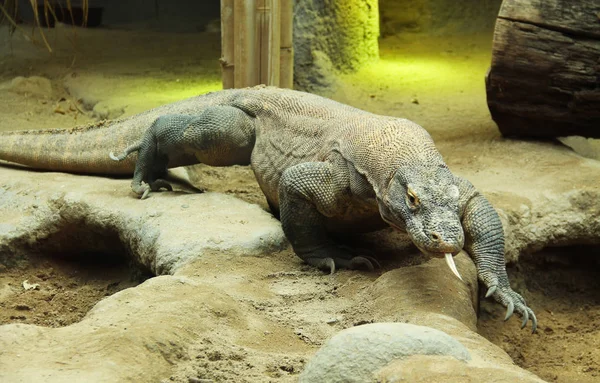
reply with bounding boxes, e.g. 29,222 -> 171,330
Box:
0,120 -> 143,175
0,89 -> 235,175
0,87 -> 260,175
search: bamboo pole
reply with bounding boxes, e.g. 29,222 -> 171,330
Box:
279,0 -> 293,88
257,0 -> 268,85
220,0 -> 235,89
266,0 -> 280,86
257,0 -> 281,86
234,0 -> 258,88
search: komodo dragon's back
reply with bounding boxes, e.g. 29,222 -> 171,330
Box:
0,86 -> 373,175
0,86 -> 380,175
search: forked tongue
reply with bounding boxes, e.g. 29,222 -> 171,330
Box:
445,253 -> 463,281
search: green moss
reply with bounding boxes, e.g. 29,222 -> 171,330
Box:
294,0 -> 380,90
331,0 -> 380,71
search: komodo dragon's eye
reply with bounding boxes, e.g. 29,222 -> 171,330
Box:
406,188 -> 419,207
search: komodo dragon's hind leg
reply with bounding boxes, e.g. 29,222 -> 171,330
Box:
279,161 -> 380,274
110,106 -> 256,199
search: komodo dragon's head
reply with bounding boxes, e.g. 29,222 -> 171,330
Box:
377,165 -> 465,278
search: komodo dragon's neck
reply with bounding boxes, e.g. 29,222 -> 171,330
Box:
337,117 -> 446,198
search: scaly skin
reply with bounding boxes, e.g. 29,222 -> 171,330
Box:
0,85 -> 536,332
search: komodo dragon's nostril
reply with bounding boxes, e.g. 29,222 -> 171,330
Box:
430,232 -> 441,241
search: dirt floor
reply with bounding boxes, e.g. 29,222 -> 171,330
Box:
0,252 -> 150,327
1,23 -> 599,383
480,249 -> 600,383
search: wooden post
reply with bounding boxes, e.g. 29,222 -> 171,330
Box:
234,0 -> 259,88
266,0 -> 281,86
257,0 -> 269,85
222,0 -> 292,89
220,0 -> 235,89
279,0 -> 293,88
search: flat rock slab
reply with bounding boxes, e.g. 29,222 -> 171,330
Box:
299,322 -> 471,383
0,166 -> 287,274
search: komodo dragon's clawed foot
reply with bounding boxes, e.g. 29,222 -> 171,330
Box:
303,248 -> 381,274
336,245 -> 382,269
131,179 -> 173,199
337,256 -> 381,272
485,283 -> 537,333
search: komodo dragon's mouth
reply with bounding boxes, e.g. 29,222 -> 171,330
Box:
417,247 -> 464,282
384,219 -> 464,281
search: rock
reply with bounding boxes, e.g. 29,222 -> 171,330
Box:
7,76 -> 53,98
376,354 -> 545,383
0,166 -> 287,274
368,253 -> 479,330
559,136 -> 600,161
63,73 -> 100,111
487,184 -> 600,263
294,0 -> 379,91
299,322 -> 470,383
92,100 -> 126,120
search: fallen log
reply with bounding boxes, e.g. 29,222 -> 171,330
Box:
485,0 -> 600,138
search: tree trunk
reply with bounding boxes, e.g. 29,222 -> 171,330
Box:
485,0 -> 600,138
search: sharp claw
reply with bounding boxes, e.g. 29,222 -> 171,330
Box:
141,188 -> 150,199
444,253 -> 463,281
327,258 -> 336,275
351,257 -> 375,272
485,285 -> 497,298
362,255 -> 381,269
151,179 -> 173,192
504,300 -> 515,321
530,310 -> 538,334
520,308 -> 529,329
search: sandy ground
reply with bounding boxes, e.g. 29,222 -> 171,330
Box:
0,23 -> 599,383
0,252 -> 150,327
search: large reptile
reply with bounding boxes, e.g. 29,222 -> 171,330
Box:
0,85 -> 536,331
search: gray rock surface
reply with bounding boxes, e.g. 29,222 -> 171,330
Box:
0,166 -> 287,274
299,322 -> 470,383
348,260 -> 546,383
92,100 -> 126,120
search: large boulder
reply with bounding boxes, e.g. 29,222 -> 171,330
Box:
299,322 -> 471,383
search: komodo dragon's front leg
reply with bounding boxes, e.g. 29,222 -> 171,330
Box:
278,159 -> 380,273
457,177 -> 537,332
110,106 -> 256,199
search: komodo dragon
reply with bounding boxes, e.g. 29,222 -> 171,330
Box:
0,85 -> 536,331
